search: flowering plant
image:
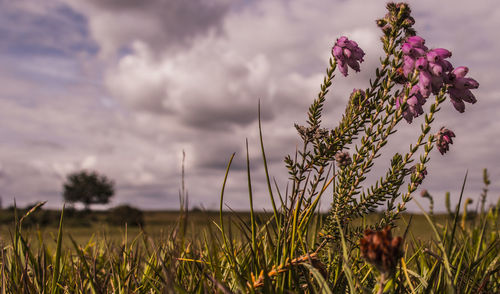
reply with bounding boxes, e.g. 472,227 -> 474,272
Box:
280,2 -> 479,242
214,2 -> 492,293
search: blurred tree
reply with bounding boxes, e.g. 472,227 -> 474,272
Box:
63,170 -> 114,211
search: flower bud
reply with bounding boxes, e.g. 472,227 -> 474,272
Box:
407,35 -> 425,47
431,48 -> 452,59
454,77 -> 479,90
436,127 -> 456,155
418,70 -> 432,97
360,226 -> 403,275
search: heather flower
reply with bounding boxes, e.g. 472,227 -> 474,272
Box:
418,70 -> 432,98
335,151 -> 352,168
399,35 -> 480,115
400,36 -> 457,100
332,36 -> 365,76
445,66 -> 479,112
436,127 -> 455,155
396,85 -> 425,123
360,226 -> 403,275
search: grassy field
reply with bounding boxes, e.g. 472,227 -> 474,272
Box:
0,209 -> 482,249
0,203 -> 498,293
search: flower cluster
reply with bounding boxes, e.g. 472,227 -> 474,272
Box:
402,36 -> 453,97
447,66 -> 479,112
398,35 -> 479,122
360,226 -> 403,275
396,85 -> 425,123
436,127 -> 455,155
332,36 -> 365,77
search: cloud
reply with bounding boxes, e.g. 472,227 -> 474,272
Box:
0,0 -> 499,212
63,0 -> 230,57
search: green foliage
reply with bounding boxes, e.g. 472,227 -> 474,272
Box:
63,170 -> 115,211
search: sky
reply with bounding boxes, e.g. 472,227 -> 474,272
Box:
0,0 -> 499,212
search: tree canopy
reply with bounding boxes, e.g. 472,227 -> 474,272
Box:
63,170 -> 114,210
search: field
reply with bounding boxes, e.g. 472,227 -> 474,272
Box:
0,210 -> 469,248
0,202 -> 498,293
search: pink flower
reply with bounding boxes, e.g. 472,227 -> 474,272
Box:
396,85 -> 426,123
436,127 -> 456,155
446,66 -> 479,112
400,36 -> 479,115
332,36 -> 365,76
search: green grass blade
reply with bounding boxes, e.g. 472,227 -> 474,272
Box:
448,171 -> 468,254
301,262 -> 333,294
258,101 -> 279,228
245,139 -> 257,265
69,236 -> 97,294
51,205 -> 64,294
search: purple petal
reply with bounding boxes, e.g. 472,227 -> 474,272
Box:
431,48 -> 452,59
450,97 -> 465,113
332,46 -> 343,59
415,57 -> 428,71
403,56 -> 415,77
407,95 -> 419,106
431,76 -> 443,94
336,36 -> 348,47
343,48 -> 352,58
452,66 -> 469,78
345,40 -> 359,51
461,89 -> 477,104
454,77 -> 480,90
412,47 -> 426,58
346,59 -> 360,72
440,60 -> 453,72
402,43 -> 414,55
419,71 -> 432,97
429,62 -> 443,76
352,48 -> 365,61
426,51 -> 439,63
407,36 -> 425,47
339,63 -> 348,76
449,88 -> 477,104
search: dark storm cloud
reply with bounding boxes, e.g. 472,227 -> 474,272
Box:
182,99 -> 275,130
64,0 -> 230,56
